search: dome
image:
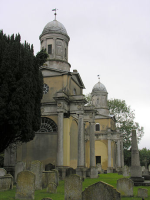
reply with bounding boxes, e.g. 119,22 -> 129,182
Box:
41,20 -> 68,37
92,81 -> 107,93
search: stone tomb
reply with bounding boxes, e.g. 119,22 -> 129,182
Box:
0,174 -> 13,191
15,171 -> 35,200
123,166 -> 130,177
0,168 -> 7,176
65,174 -> 82,200
117,178 -> 133,197
30,160 -> 43,190
15,161 -> 26,182
82,181 -> 121,200
47,182 -> 57,193
137,188 -> 148,199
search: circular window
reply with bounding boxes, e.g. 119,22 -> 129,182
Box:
43,83 -> 49,94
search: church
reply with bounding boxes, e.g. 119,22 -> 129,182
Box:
4,16 -> 124,178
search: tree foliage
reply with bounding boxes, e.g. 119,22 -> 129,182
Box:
108,99 -> 144,150
0,31 -> 48,153
139,148 -> 150,166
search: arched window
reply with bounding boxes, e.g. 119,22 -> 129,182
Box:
38,117 -> 57,132
95,123 -> 100,131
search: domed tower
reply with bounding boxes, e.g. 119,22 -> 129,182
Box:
91,80 -> 109,115
39,19 -> 70,71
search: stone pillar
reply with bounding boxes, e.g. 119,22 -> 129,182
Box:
57,112 -> 64,167
107,139 -> 113,173
117,140 -> 121,168
77,114 -> 84,167
90,122 -> 98,178
121,140 -> 124,167
76,114 -> 85,177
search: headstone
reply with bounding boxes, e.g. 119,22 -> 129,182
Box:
51,169 -> 59,186
137,188 -> 148,199
15,161 -> 26,182
41,198 -> 53,200
65,174 -> 82,200
123,166 -> 129,177
117,178 -> 133,197
45,163 -> 55,171
66,168 -> 76,177
15,171 -> 35,200
30,160 -> 43,190
0,174 -> 13,191
82,181 -> 121,200
42,171 -> 57,188
141,166 -> 145,172
96,163 -> 102,174
130,130 -> 144,182
47,182 -> 57,193
0,168 -> 7,176
90,167 -> 98,178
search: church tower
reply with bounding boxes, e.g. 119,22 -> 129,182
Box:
39,19 -> 70,71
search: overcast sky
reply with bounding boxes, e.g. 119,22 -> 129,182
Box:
1,0 -> 150,149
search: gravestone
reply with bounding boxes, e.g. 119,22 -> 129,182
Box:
123,166 -> 129,177
47,182 -> 57,193
0,168 -> 7,176
117,178 -> 133,197
0,174 -> 13,191
15,161 -> 26,182
96,163 -> 102,174
52,169 -> 59,186
65,174 -> 82,200
30,160 -> 43,190
82,181 -> 121,200
137,188 -> 148,199
42,171 -> 58,188
130,130 -> 144,183
66,168 -> 76,177
45,163 -> 55,171
141,166 -> 145,172
41,198 -> 53,200
15,171 -> 35,200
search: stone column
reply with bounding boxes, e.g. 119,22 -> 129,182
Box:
121,140 -> 124,167
117,140 -> 121,168
108,139 -> 111,168
77,114 -> 84,167
57,112 -> 64,167
90,122 -> 98,178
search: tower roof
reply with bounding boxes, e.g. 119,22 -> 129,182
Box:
92,81 -> 107,94
40,20 -> 69,38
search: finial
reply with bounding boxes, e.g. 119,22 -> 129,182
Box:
97,75 -> 100,82
52,8 -> 58,20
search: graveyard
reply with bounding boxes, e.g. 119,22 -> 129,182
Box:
0,173 -> 150,200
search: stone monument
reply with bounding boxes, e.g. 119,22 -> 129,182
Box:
130,130 -> 144,183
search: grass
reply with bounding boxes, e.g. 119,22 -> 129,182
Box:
0,173 -> 150,200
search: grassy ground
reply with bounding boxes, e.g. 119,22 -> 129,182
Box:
0,173 -> 150,200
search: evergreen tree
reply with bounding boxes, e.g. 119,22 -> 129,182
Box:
0,31 -> 48,153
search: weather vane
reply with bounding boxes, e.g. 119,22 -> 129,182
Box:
97,75 -> 100,82
52,8 -> 58,20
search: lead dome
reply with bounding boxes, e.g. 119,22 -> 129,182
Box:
41,20 -> 68,37
92,82 -> 107,94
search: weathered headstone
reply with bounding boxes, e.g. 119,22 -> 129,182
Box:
30,160 -> 43,190
66,167 -> 76,177
137,188 -> 148,199
82,181 -> 121,200
130,130 -> 144,183
15,171 -> 35,200
0,174 -> 13,191
141,166 -> 145,172
117,178 -> 133,197
123,166 -> 129,177
0,168 -> 7,176
51,169 -> 59,186
96,163 -> 102,174
42,171 -> 57,188
65,174 -> 82,200
47,182 -> 57,193
15,161 -> 26,182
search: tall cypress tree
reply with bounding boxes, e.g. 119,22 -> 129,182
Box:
0,31 -> 48,152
